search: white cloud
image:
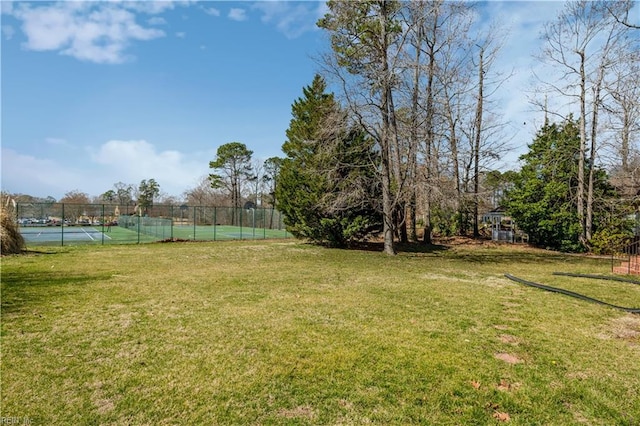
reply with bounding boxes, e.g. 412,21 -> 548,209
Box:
6,1 -> 180,64
175,31 -> 186,38
252,1 -> 324,39
228,8 -> 247,22
1,148 -> 83,198
89,140 -> 209,197
1,140 -> 210,200
125,1 -> 194,15
202,6 -> 220,17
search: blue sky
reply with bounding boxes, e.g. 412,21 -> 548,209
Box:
2,0 -> 328,199
2,1 -> 636,200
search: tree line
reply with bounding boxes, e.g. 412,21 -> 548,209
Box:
273,0 -> 638,253
6,1 -> 637,254
306,0 -> 638,254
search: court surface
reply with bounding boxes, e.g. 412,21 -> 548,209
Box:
19,226 -> 112,243
19,224 -> 290,245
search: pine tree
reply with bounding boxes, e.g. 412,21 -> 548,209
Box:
506,118 -> 612,252
209,142 -> 253,211
276,75 -> 381,246
282,75 -> 336,161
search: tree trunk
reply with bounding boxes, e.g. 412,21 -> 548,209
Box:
446,103 -> 462,236
421,18 -> 437,245
587,52 -> 608,242
621,105 -> 630,173
231,180 -> 237,226
381,108 -> 396,255
407,13 -> 422,244
577,50 -> 587,245
473,47 -> 484,238
380,3 -> 396,255
407,194 -> 417,242
388,91 -> 407,243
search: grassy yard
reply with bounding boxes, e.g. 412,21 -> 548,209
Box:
2,240 -> 639,425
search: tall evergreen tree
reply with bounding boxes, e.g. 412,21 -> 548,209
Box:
281,75 -> 336,161
506,118 -> 612,252
276,75 -> 381,247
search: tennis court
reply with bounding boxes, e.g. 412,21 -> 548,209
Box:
19,224 -> 290,246
15,203 -> 292,246
170,224 -> 289,241
20,226 -> 113,244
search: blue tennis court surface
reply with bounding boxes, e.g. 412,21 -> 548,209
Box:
20,227 -> 112,243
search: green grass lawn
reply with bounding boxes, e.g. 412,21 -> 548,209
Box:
2,241 -> 639,425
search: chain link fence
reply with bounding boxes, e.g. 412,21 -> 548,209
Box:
15,203 -> 290,246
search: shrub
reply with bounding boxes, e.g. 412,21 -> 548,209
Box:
1,200 -> 25,255
590,227 -> 635,255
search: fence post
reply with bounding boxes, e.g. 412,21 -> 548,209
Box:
101,204 -> 105,245
61,203 -> 65,247
193,206 -> 197,241
213,207 -> 217,241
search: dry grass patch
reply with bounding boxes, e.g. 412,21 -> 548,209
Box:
277,405 -> 317,420
598,314 -> 640,348
496,379 -> 522,392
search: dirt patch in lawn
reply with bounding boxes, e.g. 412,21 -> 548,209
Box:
277,405 -> 316,420
495,352 -> 523,364
498,334 -> 520,345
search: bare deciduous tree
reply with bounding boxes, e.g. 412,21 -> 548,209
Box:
319,0 -> 407,254
184,176 -> 225,206
537,0 -> 636,245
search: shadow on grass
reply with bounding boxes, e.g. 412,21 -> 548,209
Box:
22,249 -> 61,255
275,239 -> 596,275
344,239 -> 587,266
440,250 -> 576,265
1,270 -> 110,314
346,241 -> 449,254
